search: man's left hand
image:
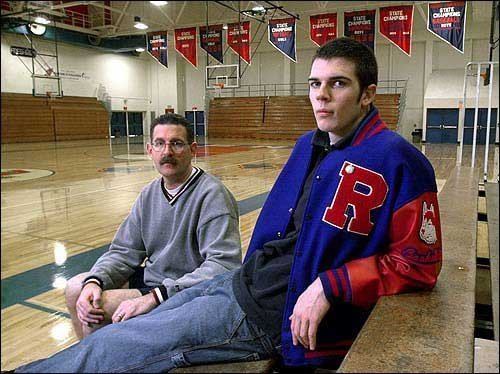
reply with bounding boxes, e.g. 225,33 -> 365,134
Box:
289,277 -> 330,351
112,293 -> 157,323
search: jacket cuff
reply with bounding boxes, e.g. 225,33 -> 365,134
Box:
319,265 -> 352,304
82,276 -> 104,289
151,286 -> 168,305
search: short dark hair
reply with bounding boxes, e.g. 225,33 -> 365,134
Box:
312,37 -> 378,93
150,113 -> 194,143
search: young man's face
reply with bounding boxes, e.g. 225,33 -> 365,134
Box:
308,57 -> 375,137
147,124 -> 197,188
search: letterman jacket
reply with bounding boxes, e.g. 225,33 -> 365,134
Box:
245,107 -> 442,367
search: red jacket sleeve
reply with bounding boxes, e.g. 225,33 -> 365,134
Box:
319,191 -> 442,308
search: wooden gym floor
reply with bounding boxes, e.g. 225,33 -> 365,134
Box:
1,136 -> 498,370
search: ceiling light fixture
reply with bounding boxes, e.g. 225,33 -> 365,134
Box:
252,5 -> 265,13
150,1 -> 167,5
134,16 -> 148,30
34,15 -> 51,25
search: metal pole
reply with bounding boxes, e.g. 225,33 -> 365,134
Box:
125,109 -> 130,138
457,63 -> 470,165
193,109 -> 197,141
483,63 -> 494,181
471,64 -> 481,168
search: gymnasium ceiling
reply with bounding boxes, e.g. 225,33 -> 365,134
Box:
0,1 -> 495,38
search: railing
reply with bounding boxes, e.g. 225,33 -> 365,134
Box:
63,8 -> 91,28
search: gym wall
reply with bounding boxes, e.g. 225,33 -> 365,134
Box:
1,2 -> 496,141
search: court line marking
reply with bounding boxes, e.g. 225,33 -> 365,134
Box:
18,300 -> 71,319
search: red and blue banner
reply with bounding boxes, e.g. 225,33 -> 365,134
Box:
174,27 -> 197,68
427,1 -> 466,53
309,13 -> 337,47
379,5 -> 414,56
344,10 -> 376,52
200,24 -> 224,64
268,17 -> 297,62
227,21 -> 251,65
147,31 -> 168,68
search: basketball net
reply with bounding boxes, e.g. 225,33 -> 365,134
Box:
213,82 -> 224,97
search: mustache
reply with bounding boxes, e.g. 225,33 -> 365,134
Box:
160,156 -> 177,165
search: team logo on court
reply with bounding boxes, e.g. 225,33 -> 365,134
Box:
419,201 -> 438,245
1,168 -> 54,183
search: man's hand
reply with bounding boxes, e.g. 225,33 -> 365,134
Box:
289,277 -> 330,351
112,293 -> 157,323
76,283 -> 105,326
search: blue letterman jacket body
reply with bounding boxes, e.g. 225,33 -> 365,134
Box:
245,107 -> 443,367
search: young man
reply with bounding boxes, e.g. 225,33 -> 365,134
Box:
16,37 -> 442,373
65,113 -> 242,339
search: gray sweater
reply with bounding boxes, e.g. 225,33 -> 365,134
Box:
88,167 -> 242,298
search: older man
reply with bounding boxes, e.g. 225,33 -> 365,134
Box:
65,113 -> 241,339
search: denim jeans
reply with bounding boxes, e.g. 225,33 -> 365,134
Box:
17,271 -> 278,373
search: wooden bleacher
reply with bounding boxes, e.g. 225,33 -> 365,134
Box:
1,93 -> 55,143
261,96 -> 316,139
207,94 -> 401,140
1,93 -> 109,143
208,97 -> 266,139
374,93 -> 400,131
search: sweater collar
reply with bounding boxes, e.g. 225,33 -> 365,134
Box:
160,166 -> 204,205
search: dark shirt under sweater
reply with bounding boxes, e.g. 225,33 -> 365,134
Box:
233,131 -> 337,343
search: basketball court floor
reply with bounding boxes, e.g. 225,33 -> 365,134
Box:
1,136 -> 498,370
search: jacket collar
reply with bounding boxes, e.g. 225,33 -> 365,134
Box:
311,106 -> 387,150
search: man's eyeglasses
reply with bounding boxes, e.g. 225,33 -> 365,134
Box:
151,140 -> 188,153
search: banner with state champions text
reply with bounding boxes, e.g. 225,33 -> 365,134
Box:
268,17 -> 297,62
379,5 -> 414,56
199,24 -> 224,64
147,31 -> 168,68
227,21 -> 251,64
174,27 -> 197,68
344,10 -> 376,52
427,1 -> 466,53
309,13 -> 337,47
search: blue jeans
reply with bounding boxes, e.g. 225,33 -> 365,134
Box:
17,271 -> 278,373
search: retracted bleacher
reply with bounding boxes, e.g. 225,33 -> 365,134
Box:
1,93 -> 109,143
207,94 -> 400,140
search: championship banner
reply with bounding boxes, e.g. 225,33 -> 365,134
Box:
147,31 -> 168,68
379,5 -> 413,56
427,1 -> 466,53
309,13 -> 337,47
344,10 -> 376,52
268,17 -> 297,62
227,21 -> 251,64
199,24 -> 224,64
174,27 -> 197,68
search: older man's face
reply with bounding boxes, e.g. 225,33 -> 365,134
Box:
147,124 -> 196,188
